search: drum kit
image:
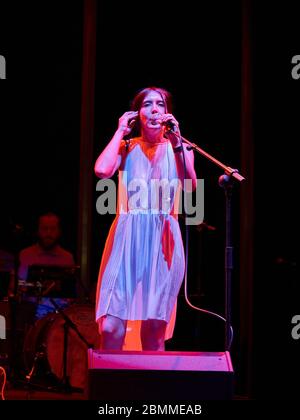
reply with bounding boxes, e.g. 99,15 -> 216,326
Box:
0,263 -> 101,392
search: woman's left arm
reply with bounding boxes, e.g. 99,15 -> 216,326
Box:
159,114 -> 197,191
167,130 -> 197,191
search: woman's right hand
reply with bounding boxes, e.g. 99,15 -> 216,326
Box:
117,111 -> 139,136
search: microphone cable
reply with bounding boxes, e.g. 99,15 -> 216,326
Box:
0,366 -> 6,400
174,129 -> 234,351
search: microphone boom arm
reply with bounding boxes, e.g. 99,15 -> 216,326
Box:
181,136 -> 245,183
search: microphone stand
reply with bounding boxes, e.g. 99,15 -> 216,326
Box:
181,136 -> 245,350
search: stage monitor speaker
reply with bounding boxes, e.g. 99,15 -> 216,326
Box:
87,350 -> 234,400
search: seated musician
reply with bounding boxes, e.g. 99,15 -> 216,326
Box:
18,212 -> 76,319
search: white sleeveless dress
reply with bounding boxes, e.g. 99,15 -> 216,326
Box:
95,137 -> 185,340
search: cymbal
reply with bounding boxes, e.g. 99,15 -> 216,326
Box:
18,280 -> 35,288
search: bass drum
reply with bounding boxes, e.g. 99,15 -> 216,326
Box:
23,304 -> 101,390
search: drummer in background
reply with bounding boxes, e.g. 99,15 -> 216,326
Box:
18,212 -> 76,319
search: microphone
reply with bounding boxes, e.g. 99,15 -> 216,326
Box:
151,113 -> 176,132
162,120 -> 176,132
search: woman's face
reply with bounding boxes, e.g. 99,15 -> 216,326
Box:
139,90 -> 166,130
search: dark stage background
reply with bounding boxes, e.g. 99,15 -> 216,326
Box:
0,0 -> 299,400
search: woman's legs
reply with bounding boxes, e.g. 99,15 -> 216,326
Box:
99,315 -> 127,350
140,319 -> 167,351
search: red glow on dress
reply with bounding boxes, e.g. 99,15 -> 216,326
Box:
161,219 -> 175,270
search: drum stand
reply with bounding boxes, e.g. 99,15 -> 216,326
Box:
23,271 -> 95,394
25,295 -> 94,393
26,298 -> 93,393
50,297 -> 94,392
